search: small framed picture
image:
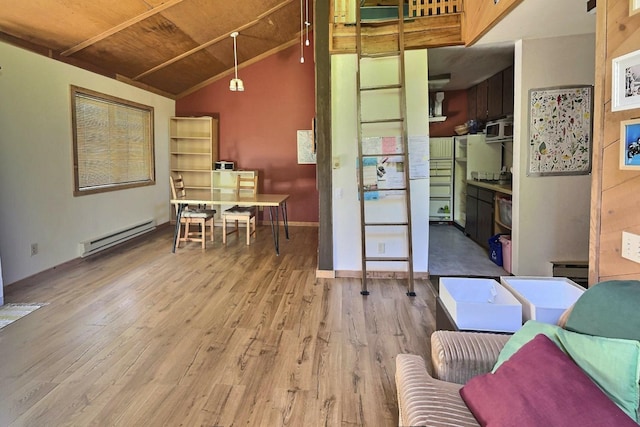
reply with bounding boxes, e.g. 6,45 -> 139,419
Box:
631,0 -> 640,16
612,49 -> 640,111
620,118 -> 640,169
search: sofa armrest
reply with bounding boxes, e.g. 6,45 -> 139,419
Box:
431,330 -> 511,384
396,354 -> 479,427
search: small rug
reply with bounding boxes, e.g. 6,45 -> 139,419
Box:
0,303 -> 47,329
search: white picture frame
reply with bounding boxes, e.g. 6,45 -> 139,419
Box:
620,118 -> 640,169
612,49 -> 640,111
631,0 -> 640,16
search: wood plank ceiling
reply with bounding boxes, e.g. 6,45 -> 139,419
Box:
0,0 -> 307,98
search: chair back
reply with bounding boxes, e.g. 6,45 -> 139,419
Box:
170,174 -> 187,214
236,175 -> 258,197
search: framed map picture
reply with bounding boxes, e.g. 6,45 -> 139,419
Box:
527,85 -> 593,176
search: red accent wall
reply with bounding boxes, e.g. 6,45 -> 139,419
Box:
429,89 -> 468,137
176,39 -> 318,223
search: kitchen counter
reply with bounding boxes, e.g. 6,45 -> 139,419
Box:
468,180 -> 512,196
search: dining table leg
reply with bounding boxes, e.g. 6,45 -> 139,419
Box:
172,203 -> 185,253
281,200 -> 289,240
268,205 -> 280,255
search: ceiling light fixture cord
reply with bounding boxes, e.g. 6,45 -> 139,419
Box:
233,33 -> 239,80
305,0 -> 310,46
300,0 -> 304,63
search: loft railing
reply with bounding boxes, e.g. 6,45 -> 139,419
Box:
333,0 -> 463,24
409,0 -> 462,17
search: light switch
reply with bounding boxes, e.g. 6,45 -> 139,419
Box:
335,188 -> 343,199
621,231 -> 640,264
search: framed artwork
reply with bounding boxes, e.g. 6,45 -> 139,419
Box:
620,118 -> 640,169
527,85 -> 593,176
612,49 -> 640,111
631,0 -> 640,16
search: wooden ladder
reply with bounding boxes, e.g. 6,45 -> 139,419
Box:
355,0 -> 415,296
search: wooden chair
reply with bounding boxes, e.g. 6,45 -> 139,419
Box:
222,175 -> 258,245
170,174 -> 215,249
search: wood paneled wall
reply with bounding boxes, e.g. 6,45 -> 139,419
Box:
590,0 -> 640,283
463,0 -> 522,45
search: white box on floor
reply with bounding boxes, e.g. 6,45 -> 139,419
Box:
439,277 -> 523,333
499,276 -> 585,325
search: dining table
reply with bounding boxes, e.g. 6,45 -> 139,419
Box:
170,191 -> 290,255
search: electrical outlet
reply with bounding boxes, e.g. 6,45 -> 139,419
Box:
31,243 -> 38,256
622,231 -> 640,264
378,242 -> 385,254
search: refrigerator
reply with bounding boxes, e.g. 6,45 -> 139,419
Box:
453,134 -> 502,228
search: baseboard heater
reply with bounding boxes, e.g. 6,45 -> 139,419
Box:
79,219 -> 156,258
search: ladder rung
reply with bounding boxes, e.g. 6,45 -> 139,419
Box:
364,222 -> 409,227
360,84 -> 402,91
365,257 -> 410,262
363,187 -> 406,192
361,51 -> 401,59
361,152 -> 405,157
361,118 -> 404,124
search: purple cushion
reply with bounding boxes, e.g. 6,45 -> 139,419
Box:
460,334 -> 637,427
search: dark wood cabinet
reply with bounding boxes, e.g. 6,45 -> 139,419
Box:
477,191 -> 494,248
487,72 -> 503,120
475,80 -> 488,123
467,85 -> 477,121
465,186 -> 479,241
502,65 -> 514,117
465,185 -> 494,249
466,65 -> 514,122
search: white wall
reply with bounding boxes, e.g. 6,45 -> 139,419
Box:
512,34 -> 595,275
331,50 -> 430,274
0,41 -> 175,285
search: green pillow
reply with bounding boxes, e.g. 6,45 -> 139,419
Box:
565,280 -> 640,340
492,320 -> 562,372
556,328 -> 640,423
492,320 -> 640,422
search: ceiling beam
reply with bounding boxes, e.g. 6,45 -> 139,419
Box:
61,0 -> 185,56
133,0 -> 295,81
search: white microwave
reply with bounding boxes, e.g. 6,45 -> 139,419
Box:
485,119 -> 513,143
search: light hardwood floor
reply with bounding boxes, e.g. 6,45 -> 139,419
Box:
0,225 -> 436,426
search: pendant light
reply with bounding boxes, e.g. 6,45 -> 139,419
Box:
229,32 -> 244,92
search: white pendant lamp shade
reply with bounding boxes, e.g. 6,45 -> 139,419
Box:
230,32 -> 244,92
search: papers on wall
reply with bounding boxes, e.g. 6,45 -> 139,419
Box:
297,130 -> 316,164
408,136 -> 429,179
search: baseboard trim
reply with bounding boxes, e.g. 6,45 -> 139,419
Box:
259,221 -> 318,227
335,270 -> 430,279
4,222 -> 172,289
316,269 -> 335,279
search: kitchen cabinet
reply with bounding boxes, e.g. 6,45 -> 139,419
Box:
466,65 -> 514,122
475,80 -> 488,122
467,85 -> 477,121
429,137 -> 454,221
487,72 -> 503,120
452,134 -> 502,228
465,184 -> 494,249
502,66 -> 514,117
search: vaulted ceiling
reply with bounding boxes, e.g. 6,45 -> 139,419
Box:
0,0 -> 307,99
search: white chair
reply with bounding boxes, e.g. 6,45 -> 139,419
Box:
222,175 -> 258,245
170,174 -> 215,249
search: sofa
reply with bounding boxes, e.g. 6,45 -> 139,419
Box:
395,280 -> 640,426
